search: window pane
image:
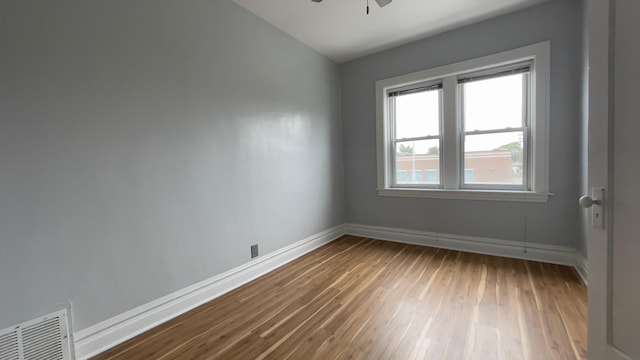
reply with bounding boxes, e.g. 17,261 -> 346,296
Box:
464,132 -> 524,186
463,73 -> 526,132
395,139 -> 440,185
394,89 -> 440,139
464,169 -> 475,182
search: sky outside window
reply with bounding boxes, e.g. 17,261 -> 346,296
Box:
394,74 -> 526,153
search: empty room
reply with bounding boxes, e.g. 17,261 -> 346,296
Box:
1,0 -> 638,359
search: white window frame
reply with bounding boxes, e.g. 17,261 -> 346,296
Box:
375,42 -> 551,202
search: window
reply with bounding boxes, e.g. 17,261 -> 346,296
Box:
391,83 -> 442,187
460,68 -> 528,189
376,42 -> 551,202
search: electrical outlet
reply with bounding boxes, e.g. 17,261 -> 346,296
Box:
251,244 -> 259,258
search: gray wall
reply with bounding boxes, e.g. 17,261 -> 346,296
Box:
0,0 -> 343,331
340,0 -> 583,248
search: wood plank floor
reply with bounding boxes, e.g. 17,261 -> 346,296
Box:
93,235 -> 587,360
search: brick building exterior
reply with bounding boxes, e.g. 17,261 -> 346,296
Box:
395,150 -> 519,185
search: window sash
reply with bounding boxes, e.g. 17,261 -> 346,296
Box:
460,128 -> 529,190
388,87 -> 443,188
458,70 -> 531,190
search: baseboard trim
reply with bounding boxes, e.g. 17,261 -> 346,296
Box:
344,223 -> 578,267
574,252 -> 588,285
74,225 -> 346,360
74,222 -> 586,358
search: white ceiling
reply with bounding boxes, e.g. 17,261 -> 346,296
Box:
232,0 -> 550,63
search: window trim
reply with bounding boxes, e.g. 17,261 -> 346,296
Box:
375,41 -> 551,202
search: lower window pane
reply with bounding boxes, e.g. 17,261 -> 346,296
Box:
464,132 -> 524,186
395,139 -> 440,186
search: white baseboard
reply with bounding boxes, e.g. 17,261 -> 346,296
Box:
74,222 -> 587,359
74,225 -> 346,360
344,223 -> 578,267
574,252 -> 588,285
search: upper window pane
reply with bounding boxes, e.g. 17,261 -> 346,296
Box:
462,73 -> 526,132
394,89 -> 440,139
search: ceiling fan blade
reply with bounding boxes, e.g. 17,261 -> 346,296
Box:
374,0 -> 392,7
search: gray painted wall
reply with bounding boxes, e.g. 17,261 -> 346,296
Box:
0,0 -> 343,331
340,0 -> 583,248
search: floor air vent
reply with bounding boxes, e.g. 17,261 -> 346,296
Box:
0,309 -> 73,360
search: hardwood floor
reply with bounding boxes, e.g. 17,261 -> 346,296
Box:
93,235 -> 587,360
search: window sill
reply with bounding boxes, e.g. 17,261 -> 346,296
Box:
377,188 -> 552,203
